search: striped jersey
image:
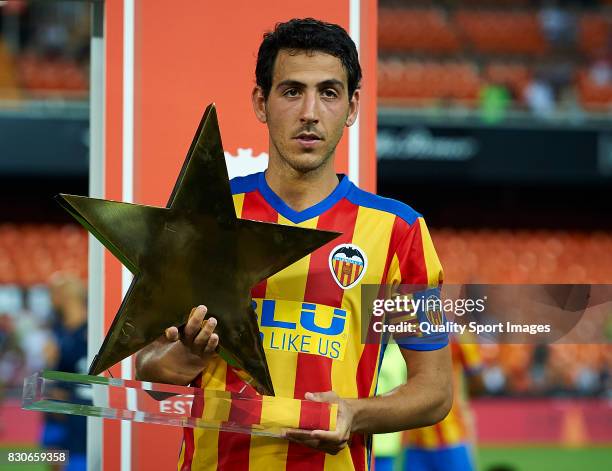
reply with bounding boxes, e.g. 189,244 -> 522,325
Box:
404,340 -> 483,449
179,171 -> 446,471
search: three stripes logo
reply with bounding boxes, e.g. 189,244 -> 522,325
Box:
328,244 -> 368,290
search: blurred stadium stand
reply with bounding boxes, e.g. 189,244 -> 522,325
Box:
0,2 -> 89,103
375,2 -> 611,409
0,224 -> 87,286
378,0 -> 612,113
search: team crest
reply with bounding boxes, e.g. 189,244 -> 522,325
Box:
425,294 -> 444,326
329,244 -> 368,289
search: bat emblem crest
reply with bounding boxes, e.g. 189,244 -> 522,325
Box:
328,244 -> 368,289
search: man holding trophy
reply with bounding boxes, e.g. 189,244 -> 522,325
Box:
135,18 -> 452,471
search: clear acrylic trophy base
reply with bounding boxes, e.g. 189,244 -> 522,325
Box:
22,370 -> 337,437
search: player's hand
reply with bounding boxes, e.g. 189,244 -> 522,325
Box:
165,305 -> 219,358
283,391 -> 355,455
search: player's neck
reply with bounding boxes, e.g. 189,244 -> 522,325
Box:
264,162 -> 339,213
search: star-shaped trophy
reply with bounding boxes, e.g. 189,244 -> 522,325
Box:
55,104 -> 340,396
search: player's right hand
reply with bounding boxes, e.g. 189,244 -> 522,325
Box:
164,305 -> 219,358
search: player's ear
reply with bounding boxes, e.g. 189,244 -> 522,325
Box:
345,88 -> 360,127
252,86 -> 267,124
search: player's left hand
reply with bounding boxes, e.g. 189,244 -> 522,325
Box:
283,391 -> 355,455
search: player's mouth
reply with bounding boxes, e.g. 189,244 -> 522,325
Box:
294,132 -> 323,149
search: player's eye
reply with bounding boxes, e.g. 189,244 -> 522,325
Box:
283,88 -> 300,97
322,89 -> 339,99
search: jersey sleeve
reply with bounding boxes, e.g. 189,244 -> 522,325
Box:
386,216 -> 448,351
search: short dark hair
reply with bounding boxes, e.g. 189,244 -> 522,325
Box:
255,18 -> 362,101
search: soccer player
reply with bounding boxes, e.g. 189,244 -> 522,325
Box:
402,339 -> 484,471
136,18 -> 452,471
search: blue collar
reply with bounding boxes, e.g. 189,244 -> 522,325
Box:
257,171 -> 352,224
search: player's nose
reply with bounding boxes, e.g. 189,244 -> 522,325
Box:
299,91 -> 319,124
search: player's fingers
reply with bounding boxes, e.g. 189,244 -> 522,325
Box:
310,430 -> 346,447
165,326 -> 179,341
305,391 -> 338,403
193,317 -> 217,350
283,429 -> 314,440
184,305 -> 207,341
285,435 -> 320,449
204,333 -> 219,353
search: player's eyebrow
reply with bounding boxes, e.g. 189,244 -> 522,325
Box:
276,80 -> 306,90
275,79 -> 345,90
318,79 -> 345,90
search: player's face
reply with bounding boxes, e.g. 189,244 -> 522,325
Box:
253,49 -> 359,174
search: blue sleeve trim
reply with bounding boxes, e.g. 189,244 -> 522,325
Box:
398,338 -> 449,351
345,186 -> 422,225
230,172 -> 261,195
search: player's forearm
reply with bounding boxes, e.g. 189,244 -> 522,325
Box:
348,372 -> 452,434
135,338 -> 204,386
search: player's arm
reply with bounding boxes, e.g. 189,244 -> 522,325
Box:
346,216 -> 452,432
135,305 -> 219,386
352,344 -> 452,432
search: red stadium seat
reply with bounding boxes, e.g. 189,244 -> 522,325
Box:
578,14 -> 611,56
577,68 -> 612,111
378,59 -> 482,107
455,10 -> 547,55
379,8 -> 461,54
0,224 -> 88,285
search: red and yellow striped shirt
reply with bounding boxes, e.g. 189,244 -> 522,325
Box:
179,172 -> 445,470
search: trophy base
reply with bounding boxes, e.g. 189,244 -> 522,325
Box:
22,370 -> 337,437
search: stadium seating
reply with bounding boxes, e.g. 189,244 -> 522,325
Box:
455,10 -> 547,55
578,14 -> 610,56
432,228 -> 612,284
0,224 -> 87,285
484,62 -> 530,98
16,54 -> 88,98
577,68 -> 612,110
378,8 -> 460,54
378,59 -> 482,105
378,5 -> 612,111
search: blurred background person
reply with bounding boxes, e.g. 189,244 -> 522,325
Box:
373,342 -> 407,471
0,312 -> 26,435
40,273 -> 88,471
402,339 -> 484,471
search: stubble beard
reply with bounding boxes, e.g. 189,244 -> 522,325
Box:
270,137 -> 335,176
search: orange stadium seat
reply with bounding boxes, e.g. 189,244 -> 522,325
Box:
0,224 -> 87,285
455,10 -> 547,55
578,14 -> 611,56
378,8 -> 460,54
577,68 -> 612,111
431,229 -> 612,284
378,59 -> 481,106
16,54 -> 88,98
